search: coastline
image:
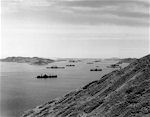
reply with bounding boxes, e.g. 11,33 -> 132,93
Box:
21,54 -> 150,117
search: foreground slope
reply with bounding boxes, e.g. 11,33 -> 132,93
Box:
22,54 -> 150,117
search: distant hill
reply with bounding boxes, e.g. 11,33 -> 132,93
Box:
104,57 -> 137,64
117,58 -> 137,64
22,54 -> 150,117
0,57 -> 54,65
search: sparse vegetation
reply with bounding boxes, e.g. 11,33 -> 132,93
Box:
22,54 -> 150,117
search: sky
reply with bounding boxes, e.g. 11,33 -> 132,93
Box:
1,0 -> 150,58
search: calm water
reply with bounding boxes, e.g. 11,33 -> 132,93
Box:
0,60 -> 123,117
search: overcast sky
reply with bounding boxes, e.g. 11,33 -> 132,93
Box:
1,0 -> 150,58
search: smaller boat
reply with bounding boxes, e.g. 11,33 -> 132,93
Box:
107,64 -> 120,68
94,60 -> 101,62
90,68 -> 102,71
66,64 -> 75,67
69,60 -> 77,63
46,66 -> 65,69
36,74 -> 57,79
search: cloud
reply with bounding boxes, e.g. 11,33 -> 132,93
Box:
1,0 -> 150,27
56,0 -> 149,7
55,0 -> 149,23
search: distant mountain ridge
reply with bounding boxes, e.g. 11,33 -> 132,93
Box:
21,54 -> 150,117
116,58 -> 137,64
0,57 -> 54,65
104,57 -> 137,63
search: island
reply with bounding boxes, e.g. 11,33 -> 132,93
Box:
22,54 -> 150,117
36,74 -> 57,79
0,57 -> 54,65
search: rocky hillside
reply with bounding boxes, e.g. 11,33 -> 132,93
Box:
0,57 -> 54,65
22,54 -> 150,117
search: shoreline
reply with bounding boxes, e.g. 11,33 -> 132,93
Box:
21,54 -> 150,117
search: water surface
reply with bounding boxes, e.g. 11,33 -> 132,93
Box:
0,60 -> 124,117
